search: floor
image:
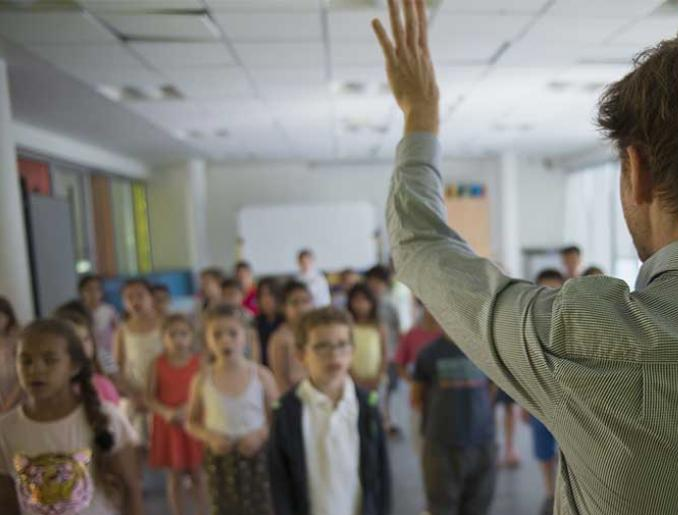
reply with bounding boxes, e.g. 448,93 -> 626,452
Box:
144,385 -> 547,515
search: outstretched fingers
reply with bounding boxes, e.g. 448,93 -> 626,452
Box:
415,0 -> 429,53
403,0 -> 419,52
372,19 -> 396,63
387,0 -> 405,50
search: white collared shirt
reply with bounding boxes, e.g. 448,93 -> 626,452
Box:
297,378 -> 361,515
297,269 -> 332,307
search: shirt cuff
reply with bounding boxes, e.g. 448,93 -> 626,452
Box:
396,133 -> 442,174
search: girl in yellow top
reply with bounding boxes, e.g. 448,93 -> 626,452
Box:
347,283 -> 388,392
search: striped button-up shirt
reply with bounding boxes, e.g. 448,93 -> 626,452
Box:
387,133 -> 678,515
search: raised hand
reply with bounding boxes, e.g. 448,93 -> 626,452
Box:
372,0 -> 440,134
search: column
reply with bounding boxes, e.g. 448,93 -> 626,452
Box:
0,59 -> 34,321
499,152 -> 522,277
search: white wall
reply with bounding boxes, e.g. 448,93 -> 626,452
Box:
147,160 -> 210,272
204,157 -> 502,272
147,162 -> 194,270
147,154 -> 570,279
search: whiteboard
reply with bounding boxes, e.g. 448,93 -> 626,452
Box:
238,202 -> 378,275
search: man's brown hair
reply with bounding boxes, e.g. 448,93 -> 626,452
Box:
597,37 -> 678,212
295,307 -> 353,351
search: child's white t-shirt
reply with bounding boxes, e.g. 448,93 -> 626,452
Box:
0,402 -> 138,515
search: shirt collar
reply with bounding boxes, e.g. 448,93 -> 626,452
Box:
297,377 -> 358,415
635,240 -> 678,290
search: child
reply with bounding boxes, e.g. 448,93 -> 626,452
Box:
347,283 -> 388,392
296,249 -> 331,307
523,268 -> 564,515
53,304 -> 120,406
0,319 -> 142,514
365,265 -> 402,434
221,278 -> 245,310
114,279 -> 164,444
152,284 -> 172,318
331,268 -> 361,309
394,300 -> 442,382
234,261 -> 258,315
394,300 -> 442,452
412,334 -> 496,515
269,307 -> 391,515
0,297 -> 21,413
79,275 -> 119,376
198,268 -> 224,314
186,305 -> 278,515
147,314 -> 205,515
268,280 -> 313,393
254,278 -> 284,367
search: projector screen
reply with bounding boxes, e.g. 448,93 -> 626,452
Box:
237,202 -> 378,275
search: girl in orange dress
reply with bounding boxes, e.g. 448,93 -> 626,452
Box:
148,314 -> 206,515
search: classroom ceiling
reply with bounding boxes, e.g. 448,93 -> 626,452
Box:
1,0 -> 677,164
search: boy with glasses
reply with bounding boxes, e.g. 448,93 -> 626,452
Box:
269,307 -> 392,515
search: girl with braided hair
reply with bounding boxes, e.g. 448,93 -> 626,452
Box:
0,319 -> 142,515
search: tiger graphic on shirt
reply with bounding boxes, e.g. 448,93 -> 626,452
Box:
13,449 -> 93,515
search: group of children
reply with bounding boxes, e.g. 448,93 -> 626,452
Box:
0,259 -> 400,515
0,251 -> 601,515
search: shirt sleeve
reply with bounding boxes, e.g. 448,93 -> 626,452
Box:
103,403 -> 140,453
386,133 -> 563,423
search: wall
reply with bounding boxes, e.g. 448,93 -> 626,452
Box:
147,160 -> 210,272
204,157 -> 502,272
147,162 -> 193,270
147,154 -> 571,278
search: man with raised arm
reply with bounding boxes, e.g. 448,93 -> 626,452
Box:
373,1 -> 678,514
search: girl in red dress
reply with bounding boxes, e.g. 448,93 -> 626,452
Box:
147,314 -> 206,515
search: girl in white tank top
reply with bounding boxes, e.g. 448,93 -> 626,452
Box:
115,280 -> 163,445
186,305 -> 279,515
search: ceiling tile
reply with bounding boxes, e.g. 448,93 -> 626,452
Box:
431,34 -> 507,63
213,12 -> 323,41
579,44 -> 644,65
234,42 -> 325,68
440,0 -> 548,12
28,43 -> 147,69
205,0 -> 320,12
98,13 -> 220,41
433,13 -> 533,39
130,42 -> 235,67
548,0 -> 665,17
608,16 -> 678,48
163,67 -> 253,98
65,66 -> 168,89
0,12 -> 116,45
329,9 -> 386,41
79,0 -> 202,10
526,15 -> 630,44
331,41 -> 384,66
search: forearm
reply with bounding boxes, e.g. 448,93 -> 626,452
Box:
186,420 -> 222,444
122,482 -> 144,515
386,133 -> 560,419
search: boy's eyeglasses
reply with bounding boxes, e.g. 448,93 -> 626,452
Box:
310,341 -> 353,357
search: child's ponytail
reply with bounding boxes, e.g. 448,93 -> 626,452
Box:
75,361 -> 114,452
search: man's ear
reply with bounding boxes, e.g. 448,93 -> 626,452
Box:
626,145 -> 653,205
